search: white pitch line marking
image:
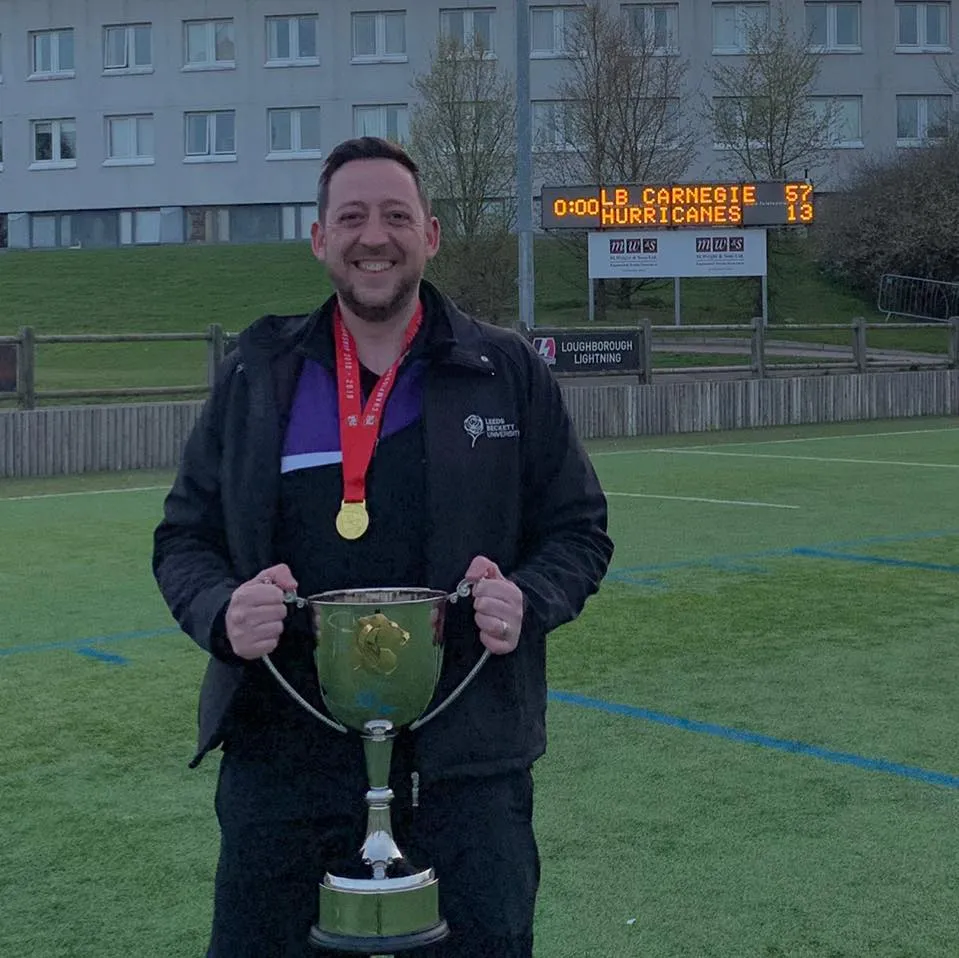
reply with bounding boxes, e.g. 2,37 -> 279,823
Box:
0,485 -> 167,503
591,425 -> 959,457
606,491 -> 800,510
650,450 -> 959,469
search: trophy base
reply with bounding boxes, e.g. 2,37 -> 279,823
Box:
309,868 -> 450,954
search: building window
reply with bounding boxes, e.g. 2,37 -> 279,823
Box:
712,96 -> 767,149
184,19 -> 235,69
266,15 -> 319,64
352,11 -> 407,62
624,4 -> 680,54
353,104 -> 410,143
31,118 -> 77,168
185,207 -> 231,243
104,24 -> 152,72
440,7 -> 496,55
184,111 -> 237,160
896,3 -> 951,50
532,100 -> 577,151
268,108 -> 322,158
896,94 -> 952,143
530,5 -> 584,56
805,2 -> 861,51
119,210 -> 162,245
30,29 -> 75,77
105,115 -> 155,165
712,3 -> 770,53
809,95 -> 863,146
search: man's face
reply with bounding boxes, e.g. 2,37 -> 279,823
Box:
311,158 -> 440,324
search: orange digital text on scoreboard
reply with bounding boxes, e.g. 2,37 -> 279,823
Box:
549,183 -> 814,226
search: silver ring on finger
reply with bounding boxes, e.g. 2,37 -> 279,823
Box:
499,618 -> 509,639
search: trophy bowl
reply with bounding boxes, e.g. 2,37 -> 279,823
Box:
265,582 -> 488,954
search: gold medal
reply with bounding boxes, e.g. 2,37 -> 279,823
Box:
336,500 -> 370,540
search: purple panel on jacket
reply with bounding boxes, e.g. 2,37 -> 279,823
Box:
280,359 -> 425,474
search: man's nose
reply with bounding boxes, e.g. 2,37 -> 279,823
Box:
356,213 -> 390,247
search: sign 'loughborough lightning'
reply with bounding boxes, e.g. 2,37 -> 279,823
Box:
541,182 -> 814,229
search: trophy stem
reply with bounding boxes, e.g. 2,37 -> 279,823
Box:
361,720 -> 403,880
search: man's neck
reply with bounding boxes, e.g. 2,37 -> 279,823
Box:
339,296 -> 419,375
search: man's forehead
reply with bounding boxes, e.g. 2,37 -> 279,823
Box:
328,158 -> 419,206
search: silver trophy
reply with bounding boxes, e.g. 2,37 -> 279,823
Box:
264,581 -> 488,954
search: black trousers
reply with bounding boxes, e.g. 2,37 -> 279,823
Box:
207,748 -> 539,958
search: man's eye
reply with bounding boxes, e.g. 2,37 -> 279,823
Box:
339,213 -> 362,224
388,211 -> 411,223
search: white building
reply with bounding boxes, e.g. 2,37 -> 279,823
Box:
0,0 -> 955,248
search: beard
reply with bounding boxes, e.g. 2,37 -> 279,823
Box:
327,261 -> 420,325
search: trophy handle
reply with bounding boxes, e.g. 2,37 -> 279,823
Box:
408,648 -> 490,731
257,590 -> 348,734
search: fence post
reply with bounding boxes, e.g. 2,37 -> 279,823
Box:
949,317 -> 959,369
18,326 -> 36,410
207,323 -> 225,387
637,318 -> 653,385
751,315 -> 766,379
852,317 -> 868,374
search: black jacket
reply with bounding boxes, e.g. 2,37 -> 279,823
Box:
152,281 -> 613,782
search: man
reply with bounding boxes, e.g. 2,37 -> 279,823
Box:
153,136 -> 613,957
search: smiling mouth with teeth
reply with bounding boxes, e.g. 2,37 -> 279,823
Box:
355,261 -> 394,272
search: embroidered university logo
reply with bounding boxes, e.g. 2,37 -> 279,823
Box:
463,414 -> 485,447
464,413 -> 520,447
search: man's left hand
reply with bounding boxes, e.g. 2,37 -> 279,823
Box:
463,556 -> 524,655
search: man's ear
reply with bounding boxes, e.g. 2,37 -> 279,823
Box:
310,220 -> 325,262
425,216 -> 441,262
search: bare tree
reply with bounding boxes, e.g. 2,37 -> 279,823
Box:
541,0 -> 699,316
704,9 -> 838,181
408,36 -> 518,323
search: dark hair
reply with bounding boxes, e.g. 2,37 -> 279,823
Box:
316,137 -> 431,221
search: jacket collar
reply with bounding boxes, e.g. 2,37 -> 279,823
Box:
237,280 -> 495,376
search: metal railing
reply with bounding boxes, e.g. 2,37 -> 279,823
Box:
877,273 -> 959,322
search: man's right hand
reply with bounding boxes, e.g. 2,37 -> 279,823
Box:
224,564 -> 298,660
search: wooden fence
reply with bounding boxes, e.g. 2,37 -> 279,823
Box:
1,368 -> 956,478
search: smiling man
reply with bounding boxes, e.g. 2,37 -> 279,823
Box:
152,136 -> 613,957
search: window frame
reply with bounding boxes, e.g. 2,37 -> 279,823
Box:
804,2 -> 862,53
30,117 -> 77,169
531,99 -> 578,152
29,28 -> 75,79
896,93 -> 953,144
267,107 -> 323,159
529,5 -> 585,58
182,19 -> 236,71
183,110 -> 237,162
439,7 -> 497,57
103,23 -> 153,74
352,103 -> 411,143
808,95 -> 864,147
624,3 -> 680,55
895,2 -> 952,51
104,114 -> 156,166
711,3 -> 771,54
351,11 -> 408,63
265,15 -> 320,66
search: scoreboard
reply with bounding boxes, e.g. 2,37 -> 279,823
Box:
541,181 -> 814,229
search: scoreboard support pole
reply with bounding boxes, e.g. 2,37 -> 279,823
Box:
674,277 -> 681,327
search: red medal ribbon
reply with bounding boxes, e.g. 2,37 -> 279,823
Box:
334,302 -> 424,506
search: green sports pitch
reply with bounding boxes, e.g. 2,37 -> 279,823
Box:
2,417 -> 958,958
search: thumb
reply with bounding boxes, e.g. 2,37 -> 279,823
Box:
463,555 -> 502,583
257,563 -> 298,592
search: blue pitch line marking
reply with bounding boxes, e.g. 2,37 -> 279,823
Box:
0,627 -> 181,659
75,647 -> 130,665
607,528 -> 959,585
549,690 -> 959,791
793,548 -> 959,574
